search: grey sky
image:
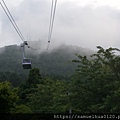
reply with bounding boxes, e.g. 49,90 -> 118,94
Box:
0,0 -> 120,51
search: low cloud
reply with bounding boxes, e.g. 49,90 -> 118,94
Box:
0,0 -> 120,51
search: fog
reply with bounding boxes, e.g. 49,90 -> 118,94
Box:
0,0 -> 120,51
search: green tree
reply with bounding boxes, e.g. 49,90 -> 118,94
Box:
19,68 -> 42,104
71,46 -> 120,113
28,78 -> 69,113
11,104 -> 32,113
0,81 -> 18,113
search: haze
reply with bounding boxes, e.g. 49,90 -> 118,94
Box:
0,0 -> 120,51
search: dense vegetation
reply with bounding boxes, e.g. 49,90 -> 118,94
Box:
1,44 -> 120,119
0,43 -> 93,86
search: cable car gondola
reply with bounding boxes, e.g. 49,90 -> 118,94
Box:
21,41 -> 32,69
22,58 -> 31,69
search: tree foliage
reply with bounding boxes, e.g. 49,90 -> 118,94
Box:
28,78 -> 69,113
71,46 -> 120,113
18,68 -> 42,104
0,81 -> 18,113
2,46 -> 120,115
18,68 -> 70,114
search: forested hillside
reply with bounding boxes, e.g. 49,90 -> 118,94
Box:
1,46 -> 120,119
0,43 -> 94,86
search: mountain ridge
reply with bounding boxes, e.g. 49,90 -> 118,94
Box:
0,42 -> 95,85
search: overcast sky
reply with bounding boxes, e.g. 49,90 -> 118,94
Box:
0,0 -> 120,51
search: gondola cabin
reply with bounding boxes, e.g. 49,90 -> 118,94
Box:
22,58 -> 32,69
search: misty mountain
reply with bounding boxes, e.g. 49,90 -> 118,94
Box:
0,42 -> 95,83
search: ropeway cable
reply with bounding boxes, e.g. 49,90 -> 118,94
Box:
47,0 -> 57,50
47,0 -> 54,50
1,0 -> 25,42
0,0 -> 37,51
0,0 -> 25,42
